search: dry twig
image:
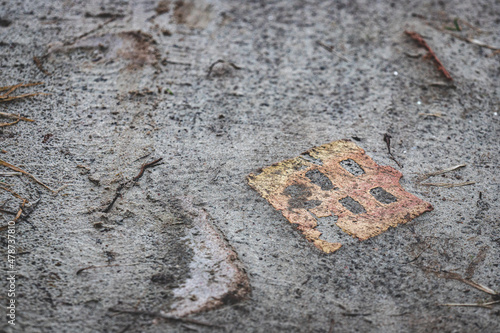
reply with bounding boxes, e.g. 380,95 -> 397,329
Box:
437,271 -> 498,296
33,56 -> 51,76
0,111 -> 34,122
465,246 -> 489,279
440,300 -> 500,309
66,17 -> 117,45
0,82 -> 47,103
76,263 -> 139,275
102,158 -> 163,213
417,17 -> 500,54
383,133 -> 403,168
207,60 -> 242,77
0,184 -> 28,202
432,270 -> 499,309
418,112 -> 444,118
445,31 -> 500,51
0,172 -> 22,177
0,159 -> 56,192
133,158 -> 163,181
418,164 -> 466,182
405,30 -> 453,80
0,117 -> 20,127
316,40 -> 351,62
420,181 -> 475,188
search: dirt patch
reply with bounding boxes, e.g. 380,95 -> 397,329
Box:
155,0 -> 171,15
173,0 -> 212,29
52,30 -> 160,70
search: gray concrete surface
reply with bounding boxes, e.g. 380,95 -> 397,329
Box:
1,0 -> 499,332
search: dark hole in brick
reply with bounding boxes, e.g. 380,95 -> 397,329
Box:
339,196 -> 366,214
283,184 -> 322,209
339,159 -> 365,176
301,153 -> 323,165
305,169 -> 334,191
283,184 -> 311,198
370,187 -> 397,204
303,200 -> 323,209
288,198 -> 322,210
315,214 -> 359,245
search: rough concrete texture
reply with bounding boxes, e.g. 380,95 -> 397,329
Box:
0,0 -> 499,332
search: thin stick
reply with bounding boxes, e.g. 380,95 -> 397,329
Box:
0,118 -> 20,127
389,155 -> 403,168
0,84 -> 25,97
421,181 -> 475,188
405,30 -> 453,81
0,172 -> 22,177
0,82 -> 43,92
426,81 -> 456,88
0,82 -> 44,96
103,157 -> 163,213
163,60 -> 192,66
76,263 -> 140,275
440,300 -> 500,308
33,56 -> 51,76
419,164 -> 466,181
446,31 -> 500,51
438,271 -> 498,295
14,204 -> 24,222
402,244 -> 430,264
0,112 -> 34,122
465,245 -> 489,279
207,60 -> 242,77
383,133 -> 403,168
0,196 -> 40,230
418,112 -> 444,118
328,319 -> 335,333
108,308 -> 222,328
316,41 -> 351,62
0,159 -> 55,192
0,184 -> 28,202
133,158 -> 163,181
0,92 -> 49,103
487,49 -> 500,57
421,19 -> 499,51
457,18 -> 485,33
459,279 -> 497,295
102,183 -> 125,213
66,17 -> 116,45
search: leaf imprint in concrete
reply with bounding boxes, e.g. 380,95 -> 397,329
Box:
167,197 -> 250,316
247,140 -> 433,254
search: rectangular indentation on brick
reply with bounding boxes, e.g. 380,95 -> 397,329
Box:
301,152 -> 323,165
305,169 -> 334,191
316,215 -> 359,246
283,184 -> 322,209
339,159 -> 364,176
339,196 -> 366,214
370,187 -> 397,204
